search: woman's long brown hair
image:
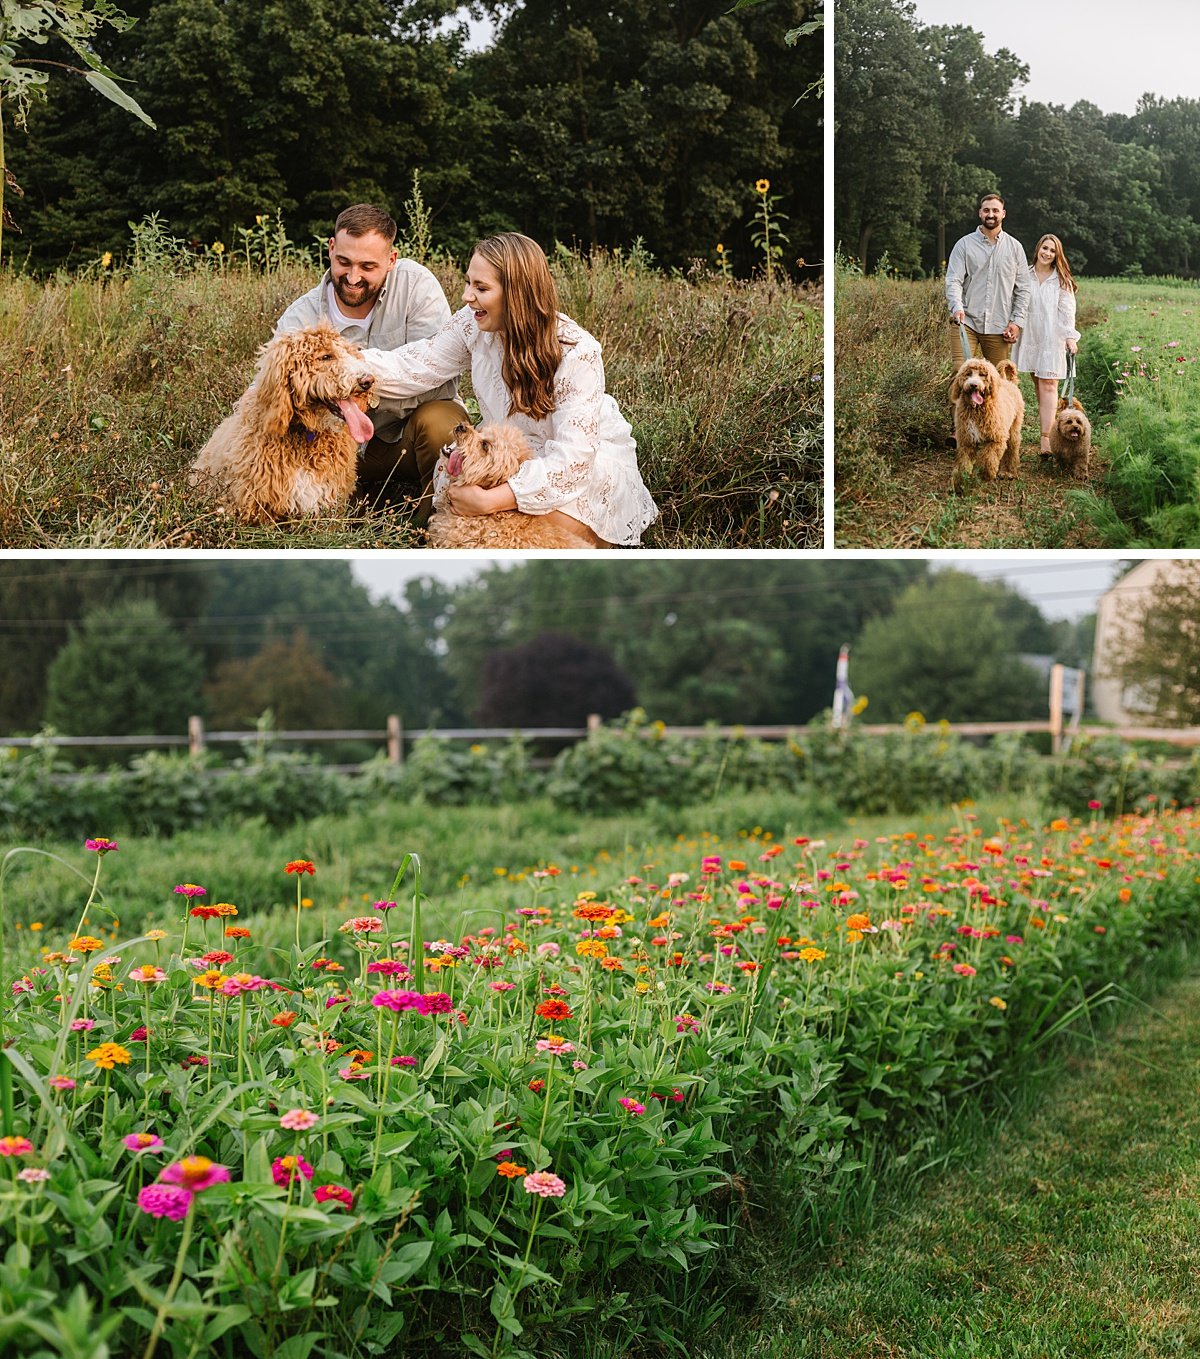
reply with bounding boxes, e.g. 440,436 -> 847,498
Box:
472,233 -> 565,420
1032,234 -> 1079,294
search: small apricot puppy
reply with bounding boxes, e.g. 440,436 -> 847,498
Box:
425,421 -> 592,549
1047,397 -> 1092,479
949,356 -> 1025,489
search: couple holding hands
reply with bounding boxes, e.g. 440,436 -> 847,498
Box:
946,191 -> 1081,458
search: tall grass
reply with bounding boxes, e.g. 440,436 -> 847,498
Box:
0,222 -> 821,549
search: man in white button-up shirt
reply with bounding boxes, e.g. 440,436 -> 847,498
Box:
945,192 -> 1032,368
276,203 -> 467,521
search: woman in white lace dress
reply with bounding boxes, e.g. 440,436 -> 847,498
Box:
360,233 -> 658,546
1013,234 -> 1081,457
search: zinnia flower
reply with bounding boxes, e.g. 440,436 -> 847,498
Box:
174,884 -> 207,898
271,1011 -> 298,1028
272,1154 -> 314,1187
285,860 -> 316,876
68,936 -> 103,953
123,1132 -> 165,1154
17,1166 -> 50,1183
522,1171 -> 567,1198
279,1110 -> 319,1132
496,1161 -> 527,1178
84,838 -> 119,854
138,1184 -> 193,1221
618,1097 -> 646,1116
48,1076 -> 76,1091
160,1156 -> 230,1193
534,999 -> 573,1022
129,964 -> 168,984
86,1042 -> 132,1070
313,1184 -> 354,1209
0,1136 -> 34,1157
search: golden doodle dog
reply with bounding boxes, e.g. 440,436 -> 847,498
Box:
948,356 -> 1025,489
190,323 -> 375,524
1048,397 -> 1092,479
425,422 -> 595,549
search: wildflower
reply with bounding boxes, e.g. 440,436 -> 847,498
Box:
313,1184 -> 354,1209
174,884 -> 207,898
180,1055 -> 209,1069
523,1171 -> 567,1198
271,1011 -> 298,1028
48,1076 -> 76,1091
160,1156 -> 230,1193
339,1065 -> 371,1081
145,929 -> 168,942
575,939 -> 608,959
756,178 -> 770,193
536,941 -> 561,957
367,960 -> 411,977
798,946 -> 827,963
193,969 -> 227,991
528,1078 -> 546,1094
225,927 -> 251,940
619,1097 -> 646,1116
212,903 -> 239,918
138,1184 -> 193,1221
0,1136 -> 34,1156
129,1026 -> 150,1042
989,996 -> 1008,1010
391,1054 -> 418,1067
272,1154 -> 314,1187
129,964 -> 168,984
371,989 -> 423,1012
212,241 -> 225,254
285,860 -> 316,875
68,936 -> 103,954
497,1160 -> 528,1178
190,906 -> 222,920
220,973 -> 269,996
17,1167 -> 50,1183
651,1088 -> 685,1104
952,963 -> 978,978
280,1110 -> 319,1132
420,992 -> 454,1015
200,950 -> 234,967
339,916 -> 384,935
85,838 -> 119,854
123,1133 -> 165,1154
371,900 -> 399,911
535,1037 -> 576,1054
87,1043 -> 132,1070
674,1014 -> 701,1034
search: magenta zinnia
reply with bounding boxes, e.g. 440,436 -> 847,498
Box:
0,1136 -> 34,1157
313,1184 -> 354,1209
138,1184 -> 193,1221
160,1156 -> 230,1193
272,1154 -> 314,1187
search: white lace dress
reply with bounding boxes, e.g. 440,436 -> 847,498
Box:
1013,269 -> 1080,380
361,308 -> 658,545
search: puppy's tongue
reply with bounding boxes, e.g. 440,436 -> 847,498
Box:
447,449 -> 464,478
336,399 -> 374,443
970,391 -> 984,406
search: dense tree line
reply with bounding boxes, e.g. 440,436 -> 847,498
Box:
4,0 -> 820,275
0,560 -> 1095,747
836,0 -> 1200,276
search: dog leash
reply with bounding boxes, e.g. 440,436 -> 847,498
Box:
957,323 -> 973,362
1063,349 -> 1076,404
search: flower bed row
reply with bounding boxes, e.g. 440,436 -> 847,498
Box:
2,805 -> 1199,1357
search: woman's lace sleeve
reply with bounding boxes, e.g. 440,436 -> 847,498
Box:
508,345 -> 604,511
361,309 -> 474,398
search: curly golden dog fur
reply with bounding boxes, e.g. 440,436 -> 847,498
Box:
190,323 -> 375,524
1048,397 -> 1092,479
425,422 -> 596,549
949,356 -> 1025,489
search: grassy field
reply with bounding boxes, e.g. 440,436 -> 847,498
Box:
4,790 -> 1200,1356
0,241 -> 821,549
834,269 -> 1200,548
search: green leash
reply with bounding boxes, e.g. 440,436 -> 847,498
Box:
957,323 -> 973,362
1063,350 -> 1077,403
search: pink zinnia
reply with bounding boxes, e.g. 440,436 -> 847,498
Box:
391,1055 -> 418,1067
338,916 -> 383,934
279,1109 -> 319,1132
138,1184 -> 193,1221
535,1038 -> 576,1054
366,960 -> 410,977
48,1076 -> 76,1091
272,1155 -> 314,1187
371,900 -> 398,912
160,1156 -> 230,1193
618,1097 -> 646,1116
85,837 -> 119,854
123,1132 -> 165,1154
0,1136 -> 34,1157
17,1167 -> 50,1183
371,989 -> 423,1012
129,1026 -> 150,1042
522,1171 -> 567,1199
220,973 -> 269,996
419,991 -> 454,1015
69,1018 -> 95,1032
173,884 -> 207,898
313,1183 -> 354,1209
129,965 -> 168,984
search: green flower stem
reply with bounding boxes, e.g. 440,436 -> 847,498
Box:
535,1054 -> 555,1163
141,1206 -> 195,1359
491,1194 -> 546,1358
72,855 -> 105,941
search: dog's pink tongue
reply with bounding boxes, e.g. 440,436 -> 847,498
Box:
970,391 -> 984,406
447,449 -> 464,478
336,399 -> 374,444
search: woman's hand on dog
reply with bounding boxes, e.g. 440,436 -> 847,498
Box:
447,483 -> 518,516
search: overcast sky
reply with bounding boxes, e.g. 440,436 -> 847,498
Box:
908,0 -> 1198,116
350,555 -> 1121,621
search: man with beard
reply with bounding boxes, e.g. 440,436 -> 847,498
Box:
276,203 -> 466,520
945,191 -> 1031,367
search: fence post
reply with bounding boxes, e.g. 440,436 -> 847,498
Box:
1049,664 -> 1064,755
188,715 -> 205,758
586,713 -> 602,734
387,714 -> 404,765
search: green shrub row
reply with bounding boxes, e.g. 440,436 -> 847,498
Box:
3,719 -> 1197,840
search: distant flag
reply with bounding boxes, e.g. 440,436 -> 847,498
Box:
832,645 -> 853,728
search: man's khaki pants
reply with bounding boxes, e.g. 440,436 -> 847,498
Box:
951,324 -> 1011,366
358,399 -> 469,524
